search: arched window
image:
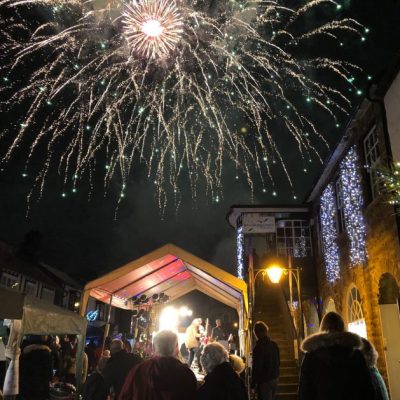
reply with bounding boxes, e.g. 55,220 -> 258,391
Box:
347,286 -> 367,338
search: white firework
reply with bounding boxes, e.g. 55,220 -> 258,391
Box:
122,0 -> 183,59
0,0 -> 363,208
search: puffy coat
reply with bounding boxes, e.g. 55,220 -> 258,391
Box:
19,344 -> 53,399
198,362 -> 248,400
298,331 -> 376,400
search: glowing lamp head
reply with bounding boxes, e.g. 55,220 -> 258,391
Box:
142,19 -> 164,37
266,265 -> 285,284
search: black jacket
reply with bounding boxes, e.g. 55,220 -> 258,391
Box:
19,344 -> 53,399
198,362 -> 248,400
102,350 -> 141,399
82,372 -> 108,400
251,336 -> 280,385
298,331 -> 376,400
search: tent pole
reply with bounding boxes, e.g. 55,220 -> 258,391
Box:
102,295 -> 113,353
75,333 -> 86,400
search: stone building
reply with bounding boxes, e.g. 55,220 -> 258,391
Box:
306,59 -> 400,398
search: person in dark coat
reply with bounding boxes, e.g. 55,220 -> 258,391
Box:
102,339 -> 141,399
361,337 -> 389,400
82,355 -> 110,400
298,311 -> 376,400
198,342 -> 248,400
19,336 -> 53,400
119,330 -> 197,400
251,321 -> 280,400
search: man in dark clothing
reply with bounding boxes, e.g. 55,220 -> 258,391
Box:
251,321 -> 280,400
102,339 -> 141,399
211,319 -> 227,342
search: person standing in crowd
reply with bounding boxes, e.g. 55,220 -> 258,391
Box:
19,335 -> 53,400
119,330 -> 197,400
251,321 -> 280,400
211,319 -> 227,342
82,355 -> 110,400
229,354 -> 246,377
185,318 -> 201,369
361,337 -> 389,400
198,342 -> 248,400
298,311 -> 376,400
63,335 -> 88,386
102,339 -> 141,399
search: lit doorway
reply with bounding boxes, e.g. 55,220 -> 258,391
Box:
347,286 -> 367,338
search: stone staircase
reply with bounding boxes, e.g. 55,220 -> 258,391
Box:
254,284 -> 299,400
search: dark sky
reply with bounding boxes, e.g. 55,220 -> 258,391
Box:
0,0 -> 400,281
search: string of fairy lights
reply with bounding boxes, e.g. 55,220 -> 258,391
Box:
319,145 -> 367,282
236,226 -> 244,279
320,184 -> 341,282
340,146 -> 367,265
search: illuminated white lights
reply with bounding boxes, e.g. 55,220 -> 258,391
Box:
237,226 -> 244,279
142,19 -> 164,37
320,184 -> 340,282
122,0 -> 183,58
340,146 -> 367,265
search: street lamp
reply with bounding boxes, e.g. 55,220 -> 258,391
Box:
265,259 -> 305,341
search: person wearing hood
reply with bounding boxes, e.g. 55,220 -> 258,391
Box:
298,311 -> 376,400
119,330 -> 197,400
198,342 -> 248,400
19,335 -> 53,400
251,321 -> 280,400
361,337 -> 389,400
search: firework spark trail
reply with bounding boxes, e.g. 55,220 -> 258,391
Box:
0,0 -> 362,208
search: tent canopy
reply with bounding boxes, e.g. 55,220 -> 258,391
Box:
82,244 -> 248,317
0,287 -> 87,336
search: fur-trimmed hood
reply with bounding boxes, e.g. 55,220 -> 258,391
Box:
301,331 -> 362,353
22,344 -> 51,355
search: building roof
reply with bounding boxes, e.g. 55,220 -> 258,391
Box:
0,241 -> 58,288
39,263 -> 82,289
82,244 -> 248,317
226,205 -> 310,228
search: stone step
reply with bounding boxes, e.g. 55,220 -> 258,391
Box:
276,393 -> 298,400
279,374 -> 299,384
280,366 -> 299,375
277,382 -> 298,393
280,359 -> 298,368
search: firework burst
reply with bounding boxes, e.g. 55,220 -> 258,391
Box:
0,0 -> 362,207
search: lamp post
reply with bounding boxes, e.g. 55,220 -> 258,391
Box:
265,257 -> 305,341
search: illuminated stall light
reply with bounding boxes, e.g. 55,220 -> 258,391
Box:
236,226 -> 244,279
340,146 -> 367,265
320,184 -> 340,282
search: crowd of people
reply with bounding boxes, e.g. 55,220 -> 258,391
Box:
0,312 -> 391,400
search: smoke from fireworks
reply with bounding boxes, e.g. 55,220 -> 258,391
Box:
0,0 -> 362,207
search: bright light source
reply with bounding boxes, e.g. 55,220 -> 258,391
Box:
159,306 -> 178,331
74,302 -> 80,308
233,322 -> 238,328
142,19 -> 164,37
266,265 -> 285,284
179,306 -> 193,317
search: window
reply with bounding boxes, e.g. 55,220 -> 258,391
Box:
0,272 -> 20,290
347,286 -> 367,338
335,179 -> 345,233
41,287 -> 55,303
363,125 -> 381,199
24,280 -> 37,297
276,220 -> 312,257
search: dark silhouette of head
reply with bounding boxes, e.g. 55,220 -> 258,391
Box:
254,321 -> 269,339
320,312 -> 345,333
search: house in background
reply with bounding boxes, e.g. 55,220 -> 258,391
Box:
306,58 -> 400,398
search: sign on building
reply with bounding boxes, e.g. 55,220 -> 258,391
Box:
242,214 -> 276,233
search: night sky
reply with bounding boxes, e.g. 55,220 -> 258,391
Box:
1,0 -> 399,282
